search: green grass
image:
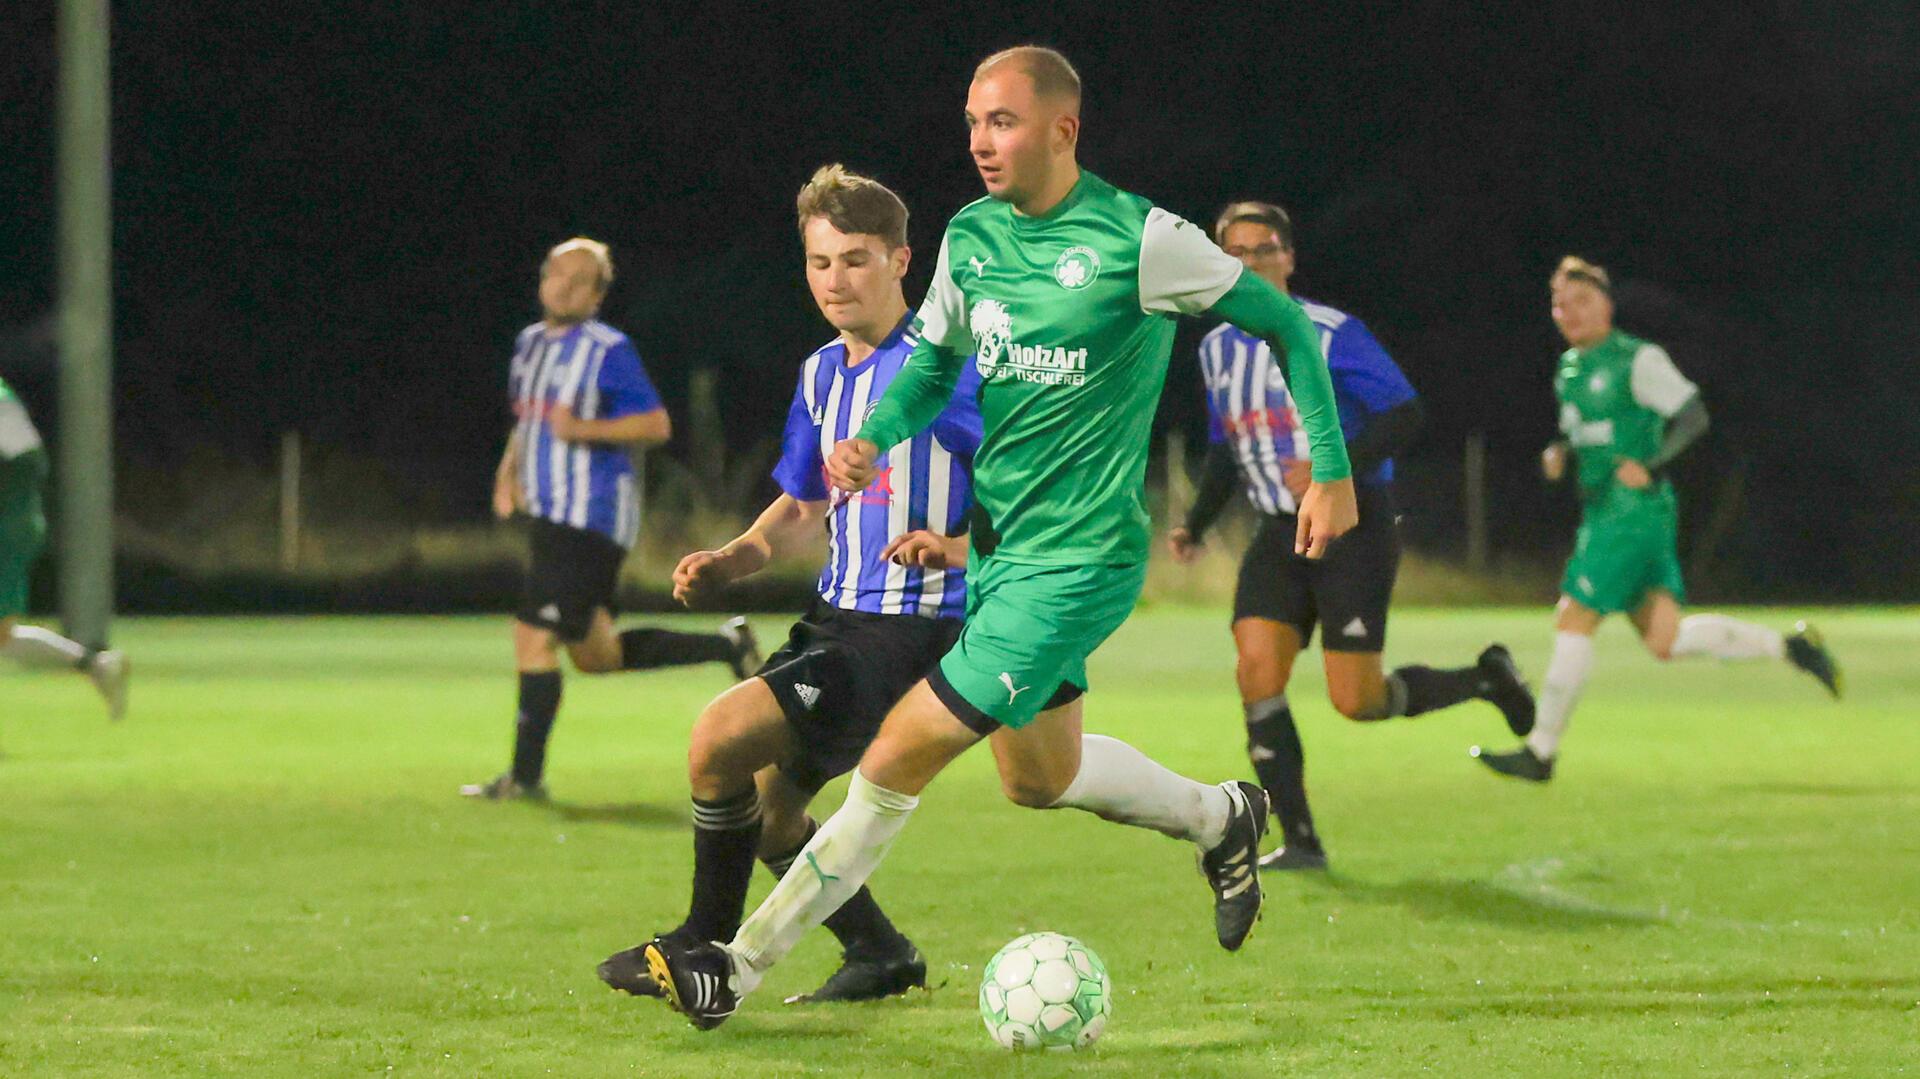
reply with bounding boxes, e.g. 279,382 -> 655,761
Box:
3,609 -> 1916,1076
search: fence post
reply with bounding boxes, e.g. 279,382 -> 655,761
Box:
1464,430 -> 1488,574
279,430 -> 300,571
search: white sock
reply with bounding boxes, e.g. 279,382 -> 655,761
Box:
2,625 -> 90,670
1671,614 -> 1785,662
729,769 -> 919,994
1048,734 -> 1231,849
1526,632 -> 1595,760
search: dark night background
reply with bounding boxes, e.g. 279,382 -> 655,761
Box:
2,1 -> 1916,600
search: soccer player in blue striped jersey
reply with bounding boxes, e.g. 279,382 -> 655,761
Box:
597,166 -> 979,1006
463,238 -> 759,802
1168,202 -> 1534,869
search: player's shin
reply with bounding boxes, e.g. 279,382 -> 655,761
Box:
1048,734 -> 1231,848
682,788 -> 763,943
1526,632 -> 1595,759
763,821 -> 909,956
730,770 -> 919,991
1670,614 -> 1785,662
510,671 -> 563,786
1244,696 -> 1318,849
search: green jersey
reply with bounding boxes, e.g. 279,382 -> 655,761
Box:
0,375 -> 49,514
1555,329 -> 1699,517
859,172 -> 1349,565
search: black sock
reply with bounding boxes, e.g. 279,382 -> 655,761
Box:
510,670 -> 563,787
1391,664 -> 1487,716
1245,696 -> 1319,851
620,628 -> 734,670
764,821 -> 909,958
680,789 -> 764,943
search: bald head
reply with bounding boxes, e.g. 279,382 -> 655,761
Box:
974,45 -> 1082,112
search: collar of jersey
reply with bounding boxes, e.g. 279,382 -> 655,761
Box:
1574,329 -> 1625,359
831,311 -> 914,377
1008,171 -> 1095,231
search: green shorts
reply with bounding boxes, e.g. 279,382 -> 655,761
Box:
1560,506 -> 1685,616
0,506 -> 46,619
929,557 -> 1146,733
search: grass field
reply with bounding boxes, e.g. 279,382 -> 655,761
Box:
3,609 -> 1916,1076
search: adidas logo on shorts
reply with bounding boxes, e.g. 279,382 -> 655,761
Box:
793,683 -> 821,709
1342,616 -> 1369,638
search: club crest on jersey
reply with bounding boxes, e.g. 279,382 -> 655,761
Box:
968,299 -> 1089,386
1053,246 -> 1100,290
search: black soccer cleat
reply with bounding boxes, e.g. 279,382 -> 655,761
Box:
720,617 -> 762,681
1470,744 -> 1554,783
458,773 -> 549,801
1258,843 -> 1329,872
642,935 -> 740,1030
1200,781 -> 1268,951
784,943 -> 927,1004
1785,622 -> 1842,699
596,943 -> 663,998
1477,644 -> 1537,737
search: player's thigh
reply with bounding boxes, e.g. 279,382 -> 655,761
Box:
1310,504 -> 1399,658
989,697 -> 1084,807
512,618 -> 561,670
687,678 -> 798,793
1230,617 -> 1304,701
564,607 -> 623,673
857,679 -> 985,797
1631,589 -> 1682,660
1322,650 -> 1390,720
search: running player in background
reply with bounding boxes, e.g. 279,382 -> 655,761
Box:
1472,257 -> 1840,783
0,375 -> 127,720
1168,201 -> 1533,869
640,46 -> 1358,1029
597,166 -> 979,1004
462,238 -> 759,801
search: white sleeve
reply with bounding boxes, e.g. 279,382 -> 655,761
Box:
1138,207 -> 1244,316
0,396 -> 43,459
914,231 -> 971,352
1630,343 -> 1699,417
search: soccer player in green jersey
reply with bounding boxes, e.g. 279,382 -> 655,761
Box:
639,45 -> 1359,1028
0,376 -> 128,720
1472,258 -> 1841,783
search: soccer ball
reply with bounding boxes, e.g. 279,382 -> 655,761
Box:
978,932 -> 1111,1050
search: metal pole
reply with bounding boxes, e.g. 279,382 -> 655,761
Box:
279,431 -> 301,571
1464,430 -> 1488,574
57,0 -> 113,648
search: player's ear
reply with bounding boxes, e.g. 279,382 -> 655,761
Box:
1052,113 -> 1079,154
891,244 -> 911,280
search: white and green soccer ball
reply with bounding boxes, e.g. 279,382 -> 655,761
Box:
978,932 -> 1111,1051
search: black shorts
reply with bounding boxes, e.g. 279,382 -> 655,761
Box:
757,601 -> 963,795
517,517 -> 626,642
1232,486 -> 1400,653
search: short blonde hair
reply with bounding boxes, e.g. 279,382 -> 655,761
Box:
1214,200 -> 1294,248
1551,255 -> 1610,295
975,45 -> 1082,107
795,164 -> 910,249
548,237 -> 614,292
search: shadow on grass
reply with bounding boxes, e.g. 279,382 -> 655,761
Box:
545,801 -> 684,828
1314,874 -> 1667,930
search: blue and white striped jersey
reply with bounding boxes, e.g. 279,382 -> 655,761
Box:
508,319 -> 663,548
773,316 -> 982,619
1200,297 -> 1416,514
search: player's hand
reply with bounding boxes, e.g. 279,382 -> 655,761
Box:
548,403 -> 585,442
1295,476 -> 1358,559
491,479 -> 519,520
1615,459 -> 1653,489
826,438 -> 881,492
1541,442 -> 1567,481
672,549 -> 730,607
1166,526 -> 1203,564
1281,459 -> 1314,500
882,530 -> 952,570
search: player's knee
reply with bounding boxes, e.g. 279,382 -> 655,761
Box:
1000,772 -> 1067,809
1646,640 -> 1675,662
570,647 -> 619,674
1330,684 -> 1388,722
686,708 -> 742,785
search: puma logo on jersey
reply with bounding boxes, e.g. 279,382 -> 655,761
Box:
998,672 -> 1031,706
967,254 -> 992,276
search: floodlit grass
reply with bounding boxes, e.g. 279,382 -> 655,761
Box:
2,609 -> 1915,1075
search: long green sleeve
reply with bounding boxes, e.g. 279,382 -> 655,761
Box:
1205,272 -> 1352,483
856,336 -> 964,453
